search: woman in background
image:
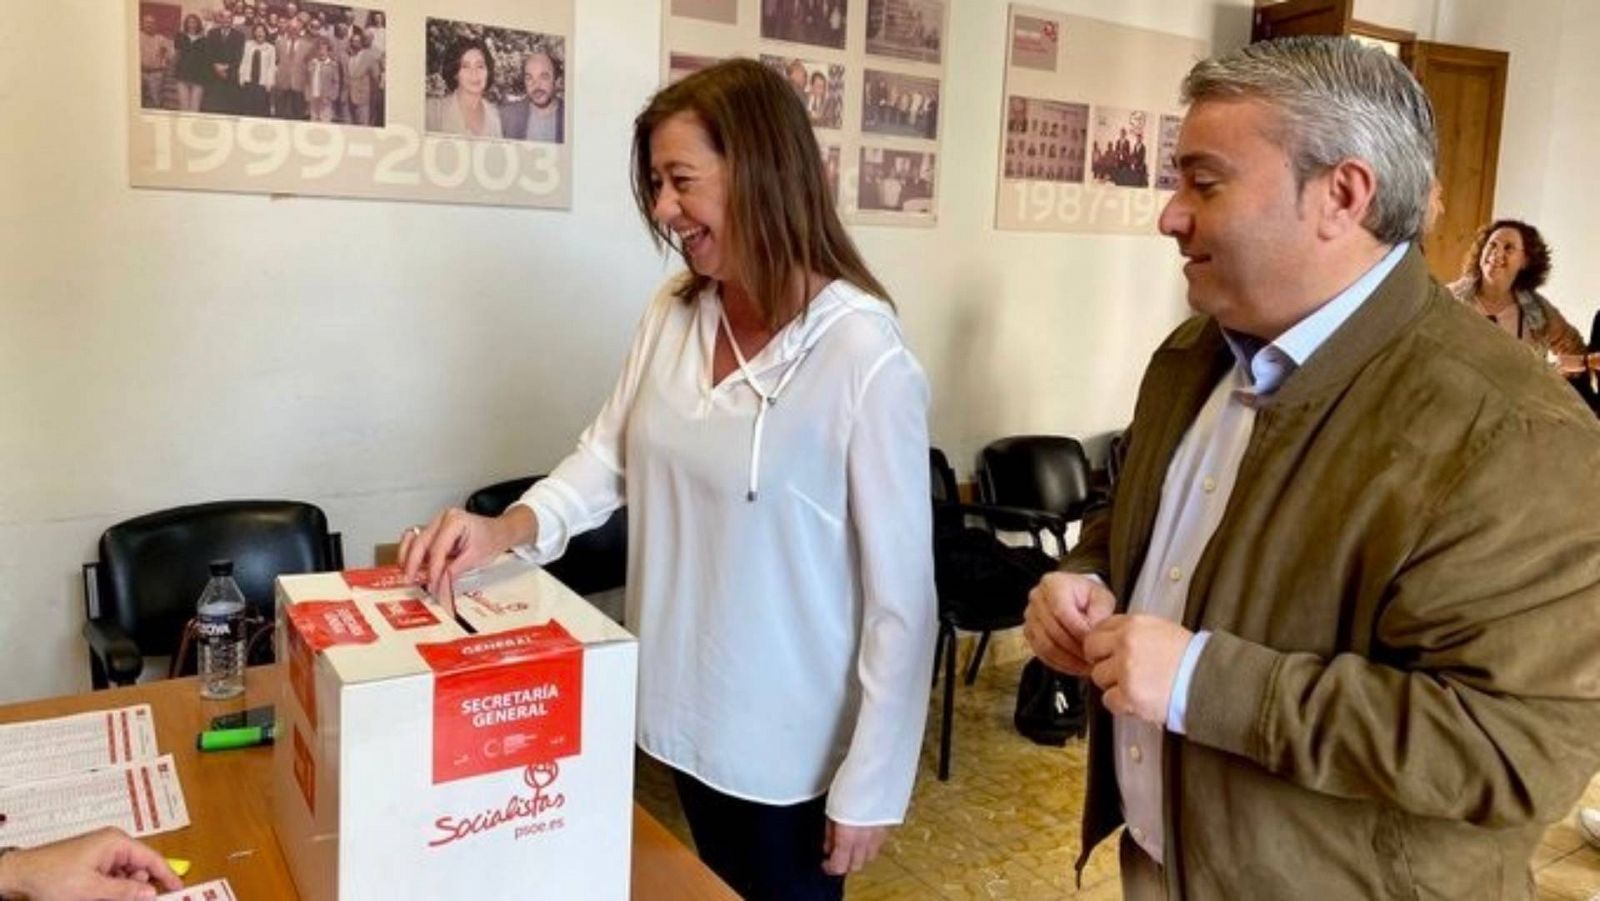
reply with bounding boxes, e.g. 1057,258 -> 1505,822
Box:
401,59 -> 935,899
425,37 -> 502,138
1447,219 -> 1588,373
238,23 -> 276,117
173,14 -> 209,112
425,36 -> 499,138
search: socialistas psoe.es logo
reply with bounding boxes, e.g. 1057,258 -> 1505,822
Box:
429,762 -> 567,848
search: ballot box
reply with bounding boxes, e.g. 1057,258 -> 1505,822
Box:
272,556 -> 637,901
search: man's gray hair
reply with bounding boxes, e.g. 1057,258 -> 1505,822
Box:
1181,36 -> 1436,244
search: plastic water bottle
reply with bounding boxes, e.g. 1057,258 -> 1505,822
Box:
196,559 -> 247,699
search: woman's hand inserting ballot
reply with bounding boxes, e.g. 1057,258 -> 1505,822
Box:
399,505 -> 535,600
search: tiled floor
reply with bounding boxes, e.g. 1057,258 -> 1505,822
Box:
635,656 -> 1600,899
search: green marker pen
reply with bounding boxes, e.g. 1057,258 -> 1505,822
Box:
196,722 -> 276,751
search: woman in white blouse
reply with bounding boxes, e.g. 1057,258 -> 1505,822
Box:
424,36 -> 502,139
401,59 -> 935,898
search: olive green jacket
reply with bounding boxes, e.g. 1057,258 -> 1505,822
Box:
1066,248 -> 1600,899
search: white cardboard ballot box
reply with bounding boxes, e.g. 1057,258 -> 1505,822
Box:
272,556 -> 637,901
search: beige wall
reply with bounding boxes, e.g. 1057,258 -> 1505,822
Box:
2,0 -> 1593,703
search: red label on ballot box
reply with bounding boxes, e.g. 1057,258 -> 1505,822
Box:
293,723 -> 316,814
376,598 -> 440,631
416,622 -> 583,785
341,566 -> 417,591
286,600 -> 378,723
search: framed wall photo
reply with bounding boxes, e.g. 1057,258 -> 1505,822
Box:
127,0 -> 574,208
995,7 -> 1207,235
662,0 -> 948,227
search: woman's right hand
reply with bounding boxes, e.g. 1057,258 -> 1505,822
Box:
399,506 -> 535,599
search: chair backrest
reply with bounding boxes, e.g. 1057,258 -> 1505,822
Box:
464,476 -> 628,597
91,500 -> 340,658
976,435 -> 1093,521
1106,429 -> 1129,492
464,477 -> 539,518
929,448 -> 960,506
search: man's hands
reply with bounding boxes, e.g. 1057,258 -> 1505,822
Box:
1024,573 -> 1194,727
1023,572 -> 1116,675
1083,615 -> 1193,725
0,827 -> 182,901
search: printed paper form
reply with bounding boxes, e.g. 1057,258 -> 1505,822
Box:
0,704 -> 160,786
157,879 -> 238,901
0,754 -> 190,847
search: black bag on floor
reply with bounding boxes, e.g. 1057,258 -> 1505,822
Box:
1014,657 -> 1086,745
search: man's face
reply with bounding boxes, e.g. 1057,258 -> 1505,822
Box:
1157,98 -> 1324,337
141,15 -> 156,34
525,54 -> 556,108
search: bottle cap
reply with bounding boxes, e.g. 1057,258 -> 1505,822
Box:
209,559 -> 234,577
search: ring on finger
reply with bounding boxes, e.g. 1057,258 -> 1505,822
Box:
406,525 -> 422,538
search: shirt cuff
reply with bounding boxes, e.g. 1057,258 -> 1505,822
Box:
1165,630 -> 1211,734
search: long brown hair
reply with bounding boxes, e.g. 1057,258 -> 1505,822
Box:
631,59 -> 891,328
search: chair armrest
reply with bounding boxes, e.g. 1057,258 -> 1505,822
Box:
939,501 -> 1071,555
82,619 -> 144,686
947,501 -> 1067,534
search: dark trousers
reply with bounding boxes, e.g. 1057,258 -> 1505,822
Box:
671,769 -> 845,901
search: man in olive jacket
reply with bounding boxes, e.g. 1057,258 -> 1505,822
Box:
1024,37 -> 1600,900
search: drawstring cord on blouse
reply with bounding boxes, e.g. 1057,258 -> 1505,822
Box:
719,304 -> 810,501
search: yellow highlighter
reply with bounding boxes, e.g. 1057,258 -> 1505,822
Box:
166,858 -> 192,877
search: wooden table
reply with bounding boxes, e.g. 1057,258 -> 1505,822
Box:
0,666 -> 734,900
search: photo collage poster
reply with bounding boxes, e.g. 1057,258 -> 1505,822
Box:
664,0 -> 949,227
128,0 -> 574,208
995,7 -> 1206,235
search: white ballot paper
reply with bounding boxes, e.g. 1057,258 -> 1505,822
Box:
0,754 -> 190,847
157,879 -> 238,901
0,705 -> 160,785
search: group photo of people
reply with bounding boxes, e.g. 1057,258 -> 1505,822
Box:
760,0 -> 848,50
1089,106 -> 1149,188
763,55 -> 845,130
864,0 -> 943,64
423,18 -> 567,143
1004,96 -> 1087,183
857,146 -> 934,213
137,0 -> 387,126
862,69 -> 939,140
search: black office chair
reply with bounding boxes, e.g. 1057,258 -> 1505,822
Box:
1105,429 -> 1129,493
82,500 -> 343,689
1574,309 -> 1600,417
464,476 -> 628,598
975,435 -> 1094,555
929,448 -> 1063,780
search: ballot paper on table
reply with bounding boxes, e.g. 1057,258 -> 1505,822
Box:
156,878 -> 238,901
0,754 -> 190,847
0,704 -> 160,785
